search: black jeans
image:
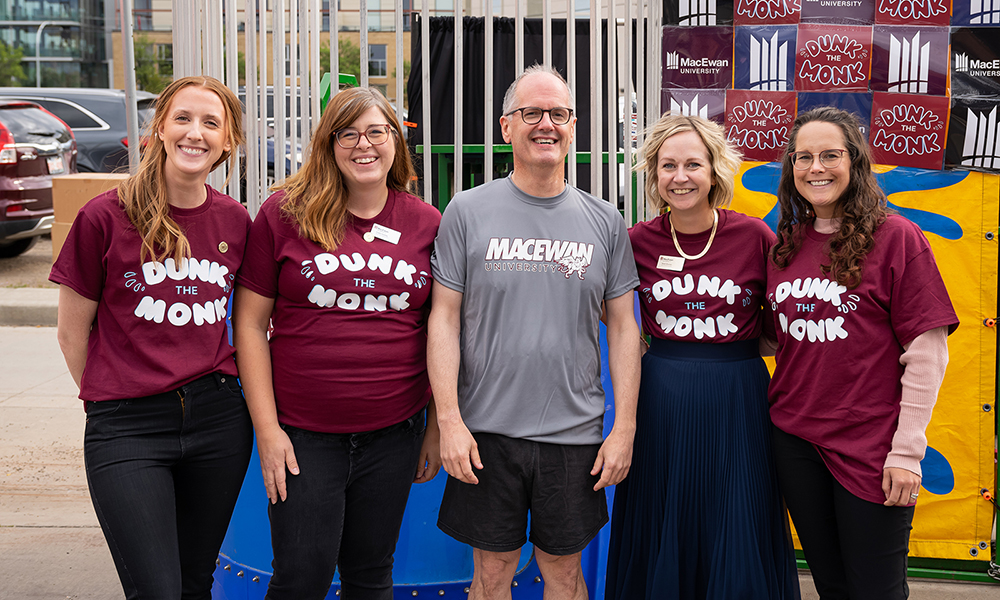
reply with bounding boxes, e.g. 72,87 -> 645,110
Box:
772,425 -> 914,600
265,410 -> 425,600
84,372 -> 253,600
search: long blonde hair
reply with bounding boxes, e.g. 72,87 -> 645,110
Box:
117,76 -> 245,263
276,87 -> 415,252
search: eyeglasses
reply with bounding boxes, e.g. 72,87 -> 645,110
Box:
335,124 -> 395,148
505,106 -> 574,125
789,148 -> 849,170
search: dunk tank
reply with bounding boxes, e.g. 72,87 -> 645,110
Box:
211,324 -> 621,599
214,1 -> 1000,596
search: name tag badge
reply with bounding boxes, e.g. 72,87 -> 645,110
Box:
656,255 -> 685,272
370,223 -> 401,245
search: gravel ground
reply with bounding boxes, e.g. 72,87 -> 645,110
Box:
0,235 -> 57,289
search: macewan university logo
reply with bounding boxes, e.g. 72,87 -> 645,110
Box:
952,0 -> 1000,24
677,0 -> 719,25
959,107 -> 1000,169
735,26 -> 797,91
954,53 -> 1000,76
662,89 -> 727,123
871,26 -> 948,95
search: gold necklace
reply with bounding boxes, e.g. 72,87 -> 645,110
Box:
669,209 -> 718,261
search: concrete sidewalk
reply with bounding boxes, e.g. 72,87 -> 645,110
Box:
1,325 -> 998,599
0,287 -> 59,327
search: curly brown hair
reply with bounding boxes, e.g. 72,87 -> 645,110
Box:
770,107 -> 890,289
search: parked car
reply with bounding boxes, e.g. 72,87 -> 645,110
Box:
0,87 -> 156,173
0,100 -> 78,257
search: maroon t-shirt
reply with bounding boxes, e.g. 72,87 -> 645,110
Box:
766,215 -> 958,503
49,186 -> 250,401
238,189 -> 440,433
630,209 -> 775,343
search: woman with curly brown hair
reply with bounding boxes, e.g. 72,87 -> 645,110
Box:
51,75 -> 251,599
233,86 -> 441,599
766,106 -> 958,600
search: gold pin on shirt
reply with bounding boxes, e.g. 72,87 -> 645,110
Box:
363,232 -> 376,243
219,241 -> 229,253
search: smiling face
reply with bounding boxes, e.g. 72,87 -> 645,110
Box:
792,121 -> 851,219
333,106 -> 397,194
655,130 -> 716,219
158,85 -> 230,188
500,72 -> 576,177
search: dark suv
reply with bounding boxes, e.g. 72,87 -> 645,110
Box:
0,100 -> 78,257
0,87 -> 156,173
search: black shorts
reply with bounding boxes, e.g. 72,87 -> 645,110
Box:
437,432 -> 608,556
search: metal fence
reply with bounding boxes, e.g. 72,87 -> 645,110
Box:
123,1 -> 662,224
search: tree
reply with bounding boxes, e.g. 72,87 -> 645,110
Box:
319,38 -> 362,82
133,34 -> 168,94
0,41 -> 26,86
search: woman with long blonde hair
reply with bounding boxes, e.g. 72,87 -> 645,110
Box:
234,86 -> 441,599
606,114 -> 798,600
51,75 -> 252,600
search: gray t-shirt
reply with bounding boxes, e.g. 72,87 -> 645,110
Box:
432,176 -> 639,445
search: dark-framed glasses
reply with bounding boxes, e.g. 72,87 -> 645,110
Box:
505,106 -> 574,125
789,148 -> 848,170
335,124 -> 395,149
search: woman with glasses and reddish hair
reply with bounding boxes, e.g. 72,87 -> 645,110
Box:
233,87 -> 441,600
767,106 -> 958,599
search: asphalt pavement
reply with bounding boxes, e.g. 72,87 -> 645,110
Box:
1,238 -> 998,599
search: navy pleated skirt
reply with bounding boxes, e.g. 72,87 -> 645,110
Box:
606,339 -> 800,600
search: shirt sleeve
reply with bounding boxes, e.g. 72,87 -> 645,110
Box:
430,198 -> 468,294
604,213 -> 640,300
236,198 -> 281,298
48,203 -> 109,302
888,223 -> 959,346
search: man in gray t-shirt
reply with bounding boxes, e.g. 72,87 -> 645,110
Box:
428,65 -> 641,599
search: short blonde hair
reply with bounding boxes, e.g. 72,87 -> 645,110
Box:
637,113 -> 742,213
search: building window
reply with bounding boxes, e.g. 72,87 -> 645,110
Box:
368,44 -> 386,78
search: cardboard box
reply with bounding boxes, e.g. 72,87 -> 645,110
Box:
50,222 -> 73,262
51,173 -> 129,262
52,173 -> 129,223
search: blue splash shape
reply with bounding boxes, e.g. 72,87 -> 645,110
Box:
919,446 -> 955,495
740,164 -> 965,239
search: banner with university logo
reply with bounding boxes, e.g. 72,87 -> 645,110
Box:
796,91 -> 873,138
734,25 -> 798,91
950,28 -> 1000,97
951,0 -> 1000,25
870,26 -> 949,95
660,89 -> 727,123
733,0 -> 801,25
869,92 -> 948,169
800,0 -> 875,24
663,0 -> 734,26
875,0 -> 950,25
946,98 -> 1000,170
724,90 -> 796,161
662,26 -> 734,89
794,23 -> 873,92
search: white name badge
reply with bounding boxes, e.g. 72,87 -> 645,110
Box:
371,223 -> 401,245
656,255 -> 685,272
